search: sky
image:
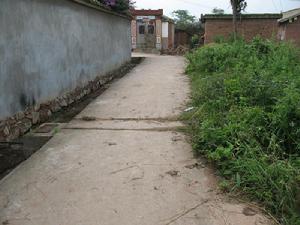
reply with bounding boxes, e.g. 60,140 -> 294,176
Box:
134,0 -> 300,17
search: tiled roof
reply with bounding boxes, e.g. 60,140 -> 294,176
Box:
70,0 -> 132,19
201,13 -> 282,22
162,15 -> 174,23
278,8 -> 300,23
131,9 -> 163,16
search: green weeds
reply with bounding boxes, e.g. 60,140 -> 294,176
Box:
185,37 -> 300,224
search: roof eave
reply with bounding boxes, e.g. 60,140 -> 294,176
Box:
278,14 -> 300,23
201,13 -> 282,22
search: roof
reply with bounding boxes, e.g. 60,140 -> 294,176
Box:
131,9 -> 163,16
175,28 -> 193,35
201,13 -> 282,22
278,8 -> 300,23
71,0 -> 132,20
162,15 -> 174,23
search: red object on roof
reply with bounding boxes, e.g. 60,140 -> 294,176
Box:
131,9 -> 163,16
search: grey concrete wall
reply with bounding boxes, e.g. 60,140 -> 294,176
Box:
0,0 -> 131,120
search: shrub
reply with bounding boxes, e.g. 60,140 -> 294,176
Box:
190,34 -> 200,49
185,37 -> 300,224
86,0 -> 133,13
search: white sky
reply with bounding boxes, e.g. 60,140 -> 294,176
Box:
135,0 -> 300,17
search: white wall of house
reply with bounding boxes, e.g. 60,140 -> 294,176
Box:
162,22 -> 169,38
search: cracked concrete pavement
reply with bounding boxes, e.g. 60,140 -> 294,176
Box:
0,54 -> 272,225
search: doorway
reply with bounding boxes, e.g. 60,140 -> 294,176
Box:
137,20 -> 156,49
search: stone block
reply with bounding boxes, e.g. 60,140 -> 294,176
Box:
59,98 -> 68,107
3,126 -> 10,137
31,112 -> 40,125
18,119 -> 32,135
15,111 -> 25,120
7,126 -> 20,140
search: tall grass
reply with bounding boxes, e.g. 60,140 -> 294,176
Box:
185,37 -> 300,224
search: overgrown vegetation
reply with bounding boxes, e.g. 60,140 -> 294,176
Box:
185,37 -> 300,224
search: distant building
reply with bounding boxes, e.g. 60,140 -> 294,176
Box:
201,8 -> 300,47
174,28 -> 192,48
201,14 -> 281,44
131,9 -> 175,53
278,8 -> 300,47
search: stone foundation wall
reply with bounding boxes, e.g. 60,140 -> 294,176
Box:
0,0 -> 131,121
0,60 -> 141,142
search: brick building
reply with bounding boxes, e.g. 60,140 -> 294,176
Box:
278,8 -> 300,47
201,9 -> 300,47
201,14 -> 281,44
131,9 -> 175,53
174,29 -> 192,48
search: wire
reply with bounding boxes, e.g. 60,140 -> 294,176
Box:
272,0 -> 279,12
279,0 -> 284,12
174,0 -> 215,9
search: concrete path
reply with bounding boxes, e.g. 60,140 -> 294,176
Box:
0,55 -> 271,225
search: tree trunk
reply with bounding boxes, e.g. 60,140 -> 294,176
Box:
231,0 -> 238,40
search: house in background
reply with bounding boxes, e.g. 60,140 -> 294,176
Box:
201,13 -> 281,44
131,9 -> 175,53
162,15 -> 175,51
174,28 -> 192,48
201,8 -> 300,47
278,8 -> 300,47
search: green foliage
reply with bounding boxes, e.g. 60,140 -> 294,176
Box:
86,0 -> 133,13
212,7 -> 225,14
111,0 -> 134,12
172,10 -> 196,26
172,10 -> 203,36
230,0 -> 247,14
190,35 -> 200,49
213,35 -> 226,44
185,37 -> 300,224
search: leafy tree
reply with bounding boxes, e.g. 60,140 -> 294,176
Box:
88,0 -> 134,12
212,7 -> 225,14
230,0 -> 247,38
111,0 -> 135,12
172,10 -> 202,35
172,10 -> 196,30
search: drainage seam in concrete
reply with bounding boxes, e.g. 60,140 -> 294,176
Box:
63,126 -> 185,132
77,117 -> 180,122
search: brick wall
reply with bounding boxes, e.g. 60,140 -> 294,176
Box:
175,30 -> 191,47
279,19 -> 300,47
168,23 -> 175,49
204,18 -> 279,44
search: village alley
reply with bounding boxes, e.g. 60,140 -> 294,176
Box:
0,55 -> 271,225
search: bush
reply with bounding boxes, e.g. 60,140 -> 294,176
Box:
185,37 -> 300,224
190,34 -> 200,49
87,0 -> 132,13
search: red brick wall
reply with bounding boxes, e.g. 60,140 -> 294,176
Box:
168,23 -> 175,49
279,19 -> 300,47
131,9 -> 163,17
204,19 -> 279,44
175,31 -> 191,47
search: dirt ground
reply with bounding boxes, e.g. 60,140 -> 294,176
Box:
0,54 -> 272,225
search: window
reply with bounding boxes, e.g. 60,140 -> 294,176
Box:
148,25 -> 154,34
139,25 -> 145,34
